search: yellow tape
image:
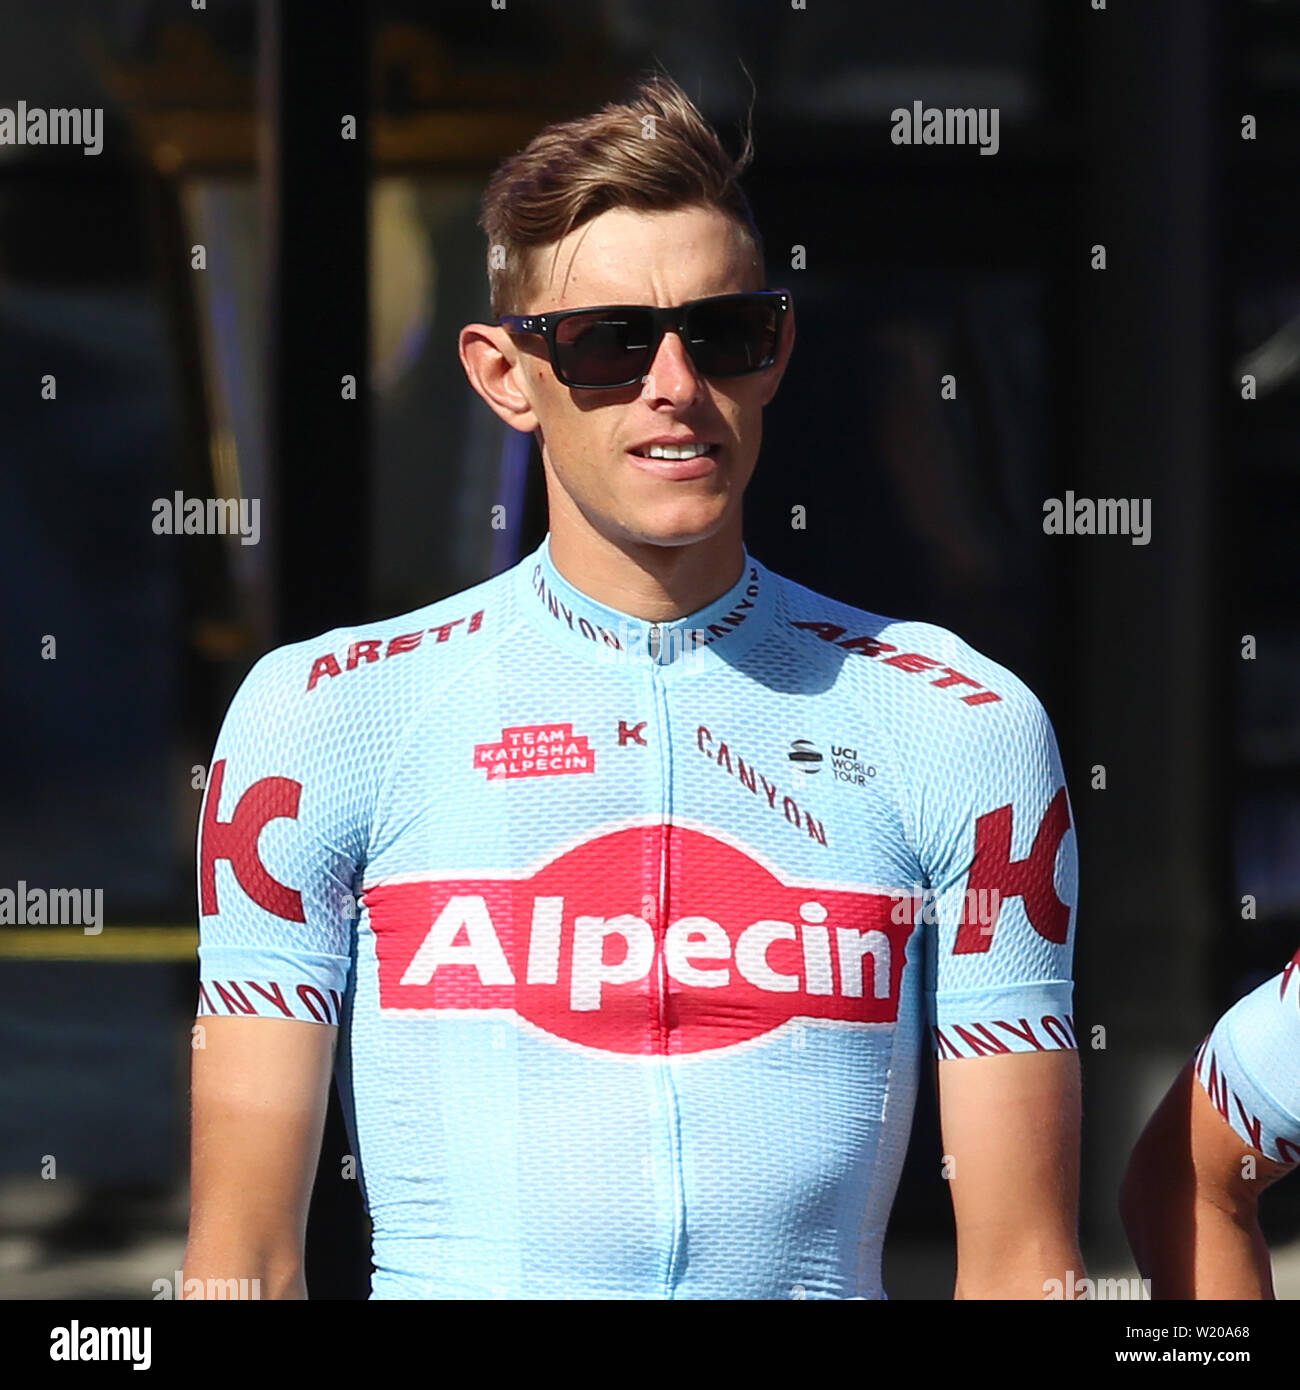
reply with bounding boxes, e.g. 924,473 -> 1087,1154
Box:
0,927 -> 198,961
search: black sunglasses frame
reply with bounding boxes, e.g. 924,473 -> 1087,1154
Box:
499,290 -> 792,390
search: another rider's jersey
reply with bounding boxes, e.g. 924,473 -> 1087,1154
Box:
1195,947 -> 1300,1165
196,534 -> 1079,1300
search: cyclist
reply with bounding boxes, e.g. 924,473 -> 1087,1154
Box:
184,73 -> 1082,1300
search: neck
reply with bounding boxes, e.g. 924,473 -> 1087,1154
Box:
545,506 -> 746,623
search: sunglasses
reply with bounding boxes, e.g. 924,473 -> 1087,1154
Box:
499,290 -> 791,390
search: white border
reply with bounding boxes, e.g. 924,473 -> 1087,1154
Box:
374,1003 -> 903,1063
361,812 -> 905,898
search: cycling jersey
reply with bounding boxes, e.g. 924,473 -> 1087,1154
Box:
1194,947 -> 1300,1165
196,533 -> 1079,1300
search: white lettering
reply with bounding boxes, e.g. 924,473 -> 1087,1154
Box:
836,928 -> 891,999
664,916 -> 731,987
524,896 -> 565,984
400,895 -> 515,986
570,914 -> 654,1010
734,920 -> 799,992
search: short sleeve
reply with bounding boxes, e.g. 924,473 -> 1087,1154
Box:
195,645 -> 367,1026
1194,951 -> 1300,1165
913,681 -> 1078,1059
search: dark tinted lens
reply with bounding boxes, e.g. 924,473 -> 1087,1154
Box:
685,298 -> 780,376
554,309 -> 655,386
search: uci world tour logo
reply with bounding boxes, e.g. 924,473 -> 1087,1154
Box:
789,738 -> 876,788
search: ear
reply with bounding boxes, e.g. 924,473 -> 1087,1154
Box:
759,300 -> 796,406
458,323 -> 541,433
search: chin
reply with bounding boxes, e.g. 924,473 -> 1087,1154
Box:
618,506 -> 731,549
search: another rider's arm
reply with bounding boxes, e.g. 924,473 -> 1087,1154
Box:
1121,962 -> 1300,1299
184,1017 -> 336,1299
184,647 -> 366,1299
1120,1060 -> 1288,1300
907,656 -> 1082,1299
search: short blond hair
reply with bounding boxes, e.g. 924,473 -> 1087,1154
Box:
478,72 -> 765,318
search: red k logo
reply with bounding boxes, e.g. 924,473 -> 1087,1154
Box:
953,788 -> 1072,953
200,759 -> 305,921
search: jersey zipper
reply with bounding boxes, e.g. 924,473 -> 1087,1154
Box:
646,624 -> 688,1296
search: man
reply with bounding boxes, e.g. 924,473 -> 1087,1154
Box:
185,73 -> 1083,1300
1121,946 -> 1300,1298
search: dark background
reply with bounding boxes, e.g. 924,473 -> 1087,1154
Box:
0,0 -> 1297,1298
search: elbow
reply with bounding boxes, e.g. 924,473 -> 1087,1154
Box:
259,1263 -> 308,1301
182,1237 -> 306,1300
1119,1126 -> 1175,1269
180,1261 -> 305,1301
1118,1151 -> 1149,1250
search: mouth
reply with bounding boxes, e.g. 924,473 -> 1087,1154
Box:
626,440 -> 721,480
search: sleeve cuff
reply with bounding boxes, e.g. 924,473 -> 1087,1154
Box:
197,945 -> 351,1025
1195,1010 -> 1300,1165
931,981 -> 1075,1058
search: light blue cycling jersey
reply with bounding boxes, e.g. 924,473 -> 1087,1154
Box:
1195,948 -> 1300,1165
196,534 -> 1079,1299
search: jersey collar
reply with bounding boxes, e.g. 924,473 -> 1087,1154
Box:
515,533 -> 775,676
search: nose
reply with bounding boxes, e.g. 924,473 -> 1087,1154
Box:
640,327 -> 702,405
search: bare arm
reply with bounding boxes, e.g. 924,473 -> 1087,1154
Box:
938,1049 -> 1084,1299
182,1016 -> 337,1300
1120,1059 -> 1293,1299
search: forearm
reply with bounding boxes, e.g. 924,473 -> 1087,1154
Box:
181,1231 -> 306,1300
1183,1201 -> 1273,1299
1124,1189 -> 1273,1300
183,1172 -> 311,1300
955,1230 -> 1085,1299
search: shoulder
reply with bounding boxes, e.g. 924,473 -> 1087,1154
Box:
246,567 -> 515,701
762,562 -> 1051,737
1197,950 -> 1300,1164
1218,952 -> 1300,1057
221,566 -> 518,742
